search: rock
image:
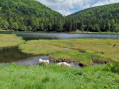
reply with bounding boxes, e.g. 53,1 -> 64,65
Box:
57,62 -> 71,67
39,59 -> 49,65
79,63 -> 84,67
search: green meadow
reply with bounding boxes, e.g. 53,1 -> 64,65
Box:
0,34 -> 119,89
0,63 -> 119,89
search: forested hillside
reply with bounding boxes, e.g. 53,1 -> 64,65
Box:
0,0 -> 119,32
0,0 -> 66,32
68,3 -> 119,32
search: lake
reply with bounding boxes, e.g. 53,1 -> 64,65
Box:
0,31 -> 119,40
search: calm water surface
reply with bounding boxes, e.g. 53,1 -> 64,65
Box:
0,47 -> 50,65
0,31 -> 119,40
0,47 -> 80,68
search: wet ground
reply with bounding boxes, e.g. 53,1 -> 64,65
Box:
0,47 -> 81,68
0,31 -> 113,68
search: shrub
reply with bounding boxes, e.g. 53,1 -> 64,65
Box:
105,62 -> 119,73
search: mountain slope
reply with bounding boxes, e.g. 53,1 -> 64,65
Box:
68,3 -> 119,19
0,0 -> 63,31
0,0 -> 62,17
68,3 -> 119,32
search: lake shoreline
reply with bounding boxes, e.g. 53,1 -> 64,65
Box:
1,31 -> 119,40
1,30 -> 119,35
70,31 -> 119,34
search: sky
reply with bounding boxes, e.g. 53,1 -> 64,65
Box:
36,0 -> 119,16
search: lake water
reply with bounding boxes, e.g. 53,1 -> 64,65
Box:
0,47 -> 50,65
0,31 -> 119,40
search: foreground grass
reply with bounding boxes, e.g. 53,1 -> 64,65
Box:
0,34 -> 24,49
19,39 -> 119,65
0,63 -> 118,89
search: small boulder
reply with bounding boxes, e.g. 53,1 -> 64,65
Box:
39,59 -> 49,65
57,62 -> 71,67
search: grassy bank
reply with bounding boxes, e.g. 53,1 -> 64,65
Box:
0,34 -> 24,49
0,63 -> 118,89
19,39 -> 119,65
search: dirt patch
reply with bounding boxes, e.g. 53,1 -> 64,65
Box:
50,57 -> 85,67
91,58 -> 111,65
50,57 -> 72,63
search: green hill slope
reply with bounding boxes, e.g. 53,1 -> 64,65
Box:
1,1 -> 119,32
0,0 -> 63,31
68,3 -> 119,32
69,3 -> 119,19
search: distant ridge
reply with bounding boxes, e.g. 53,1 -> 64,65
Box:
67,3 -> 119,32
68,3 -> 119,19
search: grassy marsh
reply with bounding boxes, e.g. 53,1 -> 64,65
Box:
19,39 -> 119,65
0,34 -> 119,89
0,34 -> 24,49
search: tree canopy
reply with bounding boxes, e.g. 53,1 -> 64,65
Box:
68,3 -> 119,32
0,0 -> 119,32
0,0 -> 65,32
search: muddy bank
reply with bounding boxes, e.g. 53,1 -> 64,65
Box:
50,57 -> 85,67
90,58 -> 112,65
49,57 -> 112,67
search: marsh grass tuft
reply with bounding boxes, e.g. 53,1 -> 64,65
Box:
0,34 -> 25,49
104,62 -> 119,73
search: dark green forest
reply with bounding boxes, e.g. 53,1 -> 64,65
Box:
0,0 -> 119,32
68,3 -> 119,32
0,0 -> 65,32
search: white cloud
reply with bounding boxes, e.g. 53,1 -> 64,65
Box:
36,0 -> 119,16
36,0 -> 91,16
92,0 -> 119,7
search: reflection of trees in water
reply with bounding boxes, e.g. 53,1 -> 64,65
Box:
0,47 -> 30,63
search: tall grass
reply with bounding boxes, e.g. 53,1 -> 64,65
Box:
0,63 -> 118,89
104,62 -> 119,73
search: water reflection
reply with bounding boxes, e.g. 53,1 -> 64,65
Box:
0,47 -> 30,63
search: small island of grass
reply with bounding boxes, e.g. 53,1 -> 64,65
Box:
0,34 -> 24,49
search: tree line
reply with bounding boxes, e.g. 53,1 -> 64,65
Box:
68,3 -> 119,32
